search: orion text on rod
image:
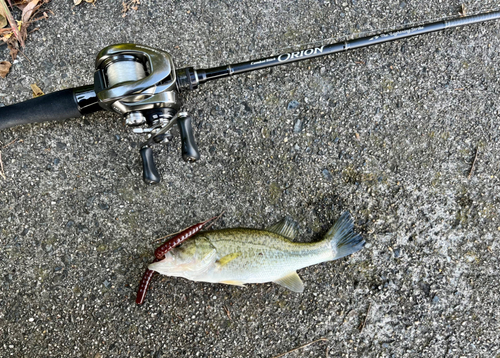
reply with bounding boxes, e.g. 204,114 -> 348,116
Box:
277,46 -> 325,62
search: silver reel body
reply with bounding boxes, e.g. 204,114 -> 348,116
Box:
93,44 -> 199,184
94,43 -> 180,124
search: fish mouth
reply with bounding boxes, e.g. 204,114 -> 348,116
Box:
148,251 -> 198,276
148,246 -> 217,278
148,252 -> 176,271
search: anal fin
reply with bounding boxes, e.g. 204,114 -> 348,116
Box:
273,272 -> 304,293
220,280 -> 246,287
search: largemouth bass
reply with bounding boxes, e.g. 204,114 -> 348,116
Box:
148,212 -> 364,292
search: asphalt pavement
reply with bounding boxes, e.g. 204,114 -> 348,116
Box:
0,1 -> 499,357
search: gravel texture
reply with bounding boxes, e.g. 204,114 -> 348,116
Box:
1,1 -> 499,357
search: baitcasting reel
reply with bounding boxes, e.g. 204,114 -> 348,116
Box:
1,10 -> 499,184
94,44 -> 200,184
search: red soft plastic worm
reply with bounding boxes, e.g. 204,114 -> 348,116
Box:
136,215 -> 217,305
135,259 -> 158,305
154,215 -> 217,260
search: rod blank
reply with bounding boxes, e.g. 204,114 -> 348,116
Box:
194,10 -> 500,85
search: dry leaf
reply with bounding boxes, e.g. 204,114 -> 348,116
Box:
0,0 -> 23,47
121,0 -> 140,16
0,13 -> 7,28
30,83 -> 44,97
0,60 -> 11,77
1,0 -> 51,59
459,4 -> 467,17
21,0 -> 40,24
14,1 -> 27,11
0,3 -> 7,28
74,0 -> 96,7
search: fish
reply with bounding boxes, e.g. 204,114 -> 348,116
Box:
148,212 -> 365,292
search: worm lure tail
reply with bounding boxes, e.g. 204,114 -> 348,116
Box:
135,261 -> 158,305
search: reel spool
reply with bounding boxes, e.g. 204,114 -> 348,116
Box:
105,56 -> 147,87
103,55 -> 150,125
93,44 -> 200,184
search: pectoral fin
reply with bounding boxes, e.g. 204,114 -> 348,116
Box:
217,252 -> 241,267
220,280 -> 246,287
273,272 -> 304,293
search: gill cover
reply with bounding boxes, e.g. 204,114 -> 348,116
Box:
148,236 -> 216,277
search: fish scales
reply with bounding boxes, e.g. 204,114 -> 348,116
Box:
148,213 -> 365,292
202,228 -> 333,282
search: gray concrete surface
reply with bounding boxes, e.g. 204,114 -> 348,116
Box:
1,1 -> 499,357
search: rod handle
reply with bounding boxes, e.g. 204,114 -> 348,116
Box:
0,85 -> 100,130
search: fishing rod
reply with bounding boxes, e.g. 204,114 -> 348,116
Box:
1,10 -> 499,184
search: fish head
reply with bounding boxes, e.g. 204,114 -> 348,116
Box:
148,236 -> 217,278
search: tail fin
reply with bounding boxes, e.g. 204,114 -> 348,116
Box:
325,212 -> 365,259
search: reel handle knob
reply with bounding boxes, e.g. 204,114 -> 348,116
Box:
140,147 -> 161,184
177,112 -> 200,162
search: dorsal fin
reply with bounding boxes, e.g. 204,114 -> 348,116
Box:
266,217 -> 298,240
273,272 -> 304,292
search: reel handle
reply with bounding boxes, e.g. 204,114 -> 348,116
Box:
177,113 -> 200,162
140,147 -> 161,184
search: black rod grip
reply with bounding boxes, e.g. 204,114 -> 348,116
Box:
177,114 -> 200,162
140,147 -> 161,184
0,88 -> 83,130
